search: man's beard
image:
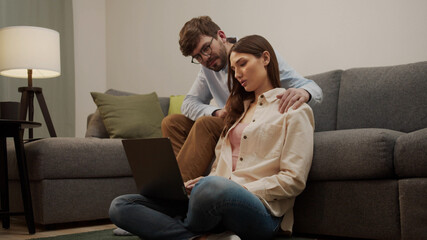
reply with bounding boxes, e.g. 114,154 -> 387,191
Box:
207,45 -> 228,72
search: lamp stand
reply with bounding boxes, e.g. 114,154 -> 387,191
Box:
18,69 -> 57,138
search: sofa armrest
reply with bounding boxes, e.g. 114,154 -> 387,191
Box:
7,137 -> 130,181
395,128 -> 427,178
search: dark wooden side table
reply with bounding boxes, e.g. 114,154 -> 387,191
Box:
0,120 -> 41,234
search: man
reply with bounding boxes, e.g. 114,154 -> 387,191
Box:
162,16 -> 323,182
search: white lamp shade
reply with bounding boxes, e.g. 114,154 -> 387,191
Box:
0,26 -> 61,79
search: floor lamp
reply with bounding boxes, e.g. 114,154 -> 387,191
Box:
0,26 -> 61,138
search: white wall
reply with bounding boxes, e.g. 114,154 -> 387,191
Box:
73,0 -> 107,137
74,0 -> 427,136
105,0 -> 427,91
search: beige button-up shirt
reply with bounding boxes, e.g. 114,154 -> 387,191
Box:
209,88 -> 314,233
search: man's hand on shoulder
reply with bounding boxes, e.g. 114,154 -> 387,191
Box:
212,109 -> 228,118
276,88 -> 310,113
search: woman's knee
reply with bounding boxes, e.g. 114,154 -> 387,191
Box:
109,194 -> 141,224
109,196 -> 125,223
192,176 -> 233,199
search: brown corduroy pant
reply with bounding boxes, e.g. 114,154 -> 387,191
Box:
161,114 -> 224,182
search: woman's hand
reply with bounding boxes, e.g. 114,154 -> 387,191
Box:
184,177 -> 204,195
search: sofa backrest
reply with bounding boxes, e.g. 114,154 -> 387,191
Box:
336,61 -> 427,133
87,61 -> 426,137
308,61 -> 427,133
306,70 -> 343,132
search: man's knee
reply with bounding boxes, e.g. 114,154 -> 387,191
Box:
162,114 -> 194,135
193,116 -> 224,134
162,114 -> 187,129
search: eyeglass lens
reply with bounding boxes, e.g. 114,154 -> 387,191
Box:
192,37 -> 214,64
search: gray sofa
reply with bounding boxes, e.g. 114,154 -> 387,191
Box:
6,61 -> 427,239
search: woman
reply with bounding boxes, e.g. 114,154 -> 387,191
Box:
109,35 -> 314,240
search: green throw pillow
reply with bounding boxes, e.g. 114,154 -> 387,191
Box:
168,95 -> 186,115
90,92 -> 164,139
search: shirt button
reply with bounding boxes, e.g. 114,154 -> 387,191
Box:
240,157 -> 243,161
259,103 -> 263,106
260,95 -> 264,98
252,119 -> 255,122
243,136 -> 247,139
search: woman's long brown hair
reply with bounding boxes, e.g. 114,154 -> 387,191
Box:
222,35 -> 281,137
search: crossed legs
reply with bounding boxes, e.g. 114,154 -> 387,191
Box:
109,176 -> 281,240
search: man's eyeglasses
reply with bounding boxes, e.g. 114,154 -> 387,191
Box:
191,37 -> 214,64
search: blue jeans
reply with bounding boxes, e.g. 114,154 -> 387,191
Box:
109,176 -> 282,240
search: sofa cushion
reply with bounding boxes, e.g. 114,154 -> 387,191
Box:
85,89 -> 170,138
305,70 -> 342,132
85,109 -> 109,138
9,178 -> 137,224
394,128 -> 427,178
7,138 -> 132,181
168,95 -> 185,115
309,128 -> 404,181
337,61 -> 427,133
398,178 -> 427,239
91,92 -> 164,139
103,89 -> 170,116
294,180 -> 401,240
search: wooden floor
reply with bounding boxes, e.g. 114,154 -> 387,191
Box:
0,216 -> 116,240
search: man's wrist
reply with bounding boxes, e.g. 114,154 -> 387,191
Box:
306,90 -> 312,102
299,88 -> 311,103
211,109 -> 220,116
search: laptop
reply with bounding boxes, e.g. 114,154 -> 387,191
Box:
122,138 -> 189,202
